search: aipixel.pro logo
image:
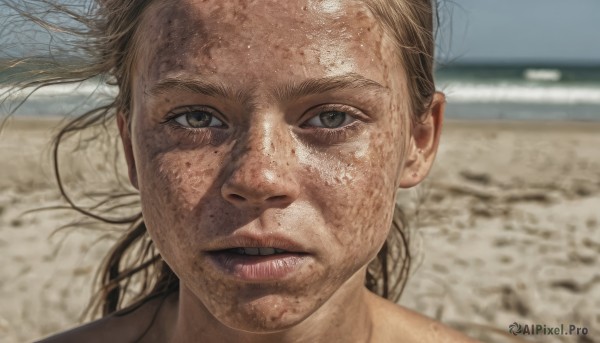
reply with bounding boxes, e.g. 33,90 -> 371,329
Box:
509,322 -> 589,337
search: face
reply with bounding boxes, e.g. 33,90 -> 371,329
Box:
119,0 -> 438,333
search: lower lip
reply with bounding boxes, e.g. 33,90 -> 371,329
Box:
208,252 -> 310,281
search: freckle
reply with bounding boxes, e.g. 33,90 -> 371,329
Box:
185,161 -> 191,168
214,150 -> 218,154
291,149 -> 295,155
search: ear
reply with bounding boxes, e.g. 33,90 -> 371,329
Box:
117,111 -> 139,190
398,92 -> 445,188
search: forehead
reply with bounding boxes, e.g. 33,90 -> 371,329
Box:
134,0 -> 402,93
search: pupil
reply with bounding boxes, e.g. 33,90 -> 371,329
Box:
320,111 -> 345,128
186,111 -> 211,128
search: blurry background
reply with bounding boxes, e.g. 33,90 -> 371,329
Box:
2,0 -> 600,120
435,0 -> 600,121
1,1 -> 599,342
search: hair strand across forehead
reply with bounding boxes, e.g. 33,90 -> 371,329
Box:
362,0 -> 437,122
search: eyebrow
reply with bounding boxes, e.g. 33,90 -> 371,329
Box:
147,78 -> 253,105
273,73 -> 389,101
147,73 -> 388,104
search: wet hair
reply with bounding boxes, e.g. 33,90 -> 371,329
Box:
2,0 -> 438,319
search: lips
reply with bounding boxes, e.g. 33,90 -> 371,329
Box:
205,234 -> 312,281
225,247 -> 289,255
205,233 -> 309,254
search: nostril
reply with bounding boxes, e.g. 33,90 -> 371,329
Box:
228,194 -> 246,202
268,195 -> 288,202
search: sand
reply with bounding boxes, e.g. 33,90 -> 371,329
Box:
0,117 -> 598,342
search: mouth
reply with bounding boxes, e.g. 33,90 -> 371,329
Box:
222,247 -> 295,256
207,244 -> 311,282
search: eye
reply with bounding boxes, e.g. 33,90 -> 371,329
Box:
305,110 -> 355,128
171,106 -> 225,128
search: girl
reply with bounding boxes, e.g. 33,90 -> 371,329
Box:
7,0 -> 478,341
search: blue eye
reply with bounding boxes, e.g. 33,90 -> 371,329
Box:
306,111 -> 355,128
173,107 -> 224,128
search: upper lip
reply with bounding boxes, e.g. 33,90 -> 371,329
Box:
205,233 -> 309,254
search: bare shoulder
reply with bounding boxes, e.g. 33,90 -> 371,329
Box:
37,314 -> 138,343
36,295 -> 176,343
366,291 -> 481,343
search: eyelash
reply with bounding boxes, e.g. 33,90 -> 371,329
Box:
309,120 -> 362,142
161,105 -> 225,129
161,104 -> 365,142
300,104 -> 365,142
158,108 -> 225,145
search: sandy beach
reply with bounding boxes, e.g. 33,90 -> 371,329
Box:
0,117 -> 598,342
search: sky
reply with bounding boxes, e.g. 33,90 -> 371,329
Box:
437,0 -> 600,64
1,0 -> 600,65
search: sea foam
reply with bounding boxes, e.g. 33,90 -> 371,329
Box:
441,83 -> 600,105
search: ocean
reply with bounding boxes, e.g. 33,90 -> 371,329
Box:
438,64 -> 600,121
1,63 -> 599,121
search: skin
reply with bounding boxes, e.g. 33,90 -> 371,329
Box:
40,0 -> 479,342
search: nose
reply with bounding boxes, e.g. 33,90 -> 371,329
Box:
221,118 -> 300,210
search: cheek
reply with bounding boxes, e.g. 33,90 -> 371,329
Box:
132,128 -> 223,261
305,129 -> 402,263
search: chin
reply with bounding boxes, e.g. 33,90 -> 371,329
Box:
213,292 -> 318,333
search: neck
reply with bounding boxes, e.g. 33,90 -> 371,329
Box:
168,269 -> 374,343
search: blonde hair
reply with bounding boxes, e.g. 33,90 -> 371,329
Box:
2,0 -> 439,318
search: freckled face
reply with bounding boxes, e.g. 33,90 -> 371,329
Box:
129,0 -> 410,332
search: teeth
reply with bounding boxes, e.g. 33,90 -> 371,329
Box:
230,247 -> 288,255
259,247 -> 275,255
